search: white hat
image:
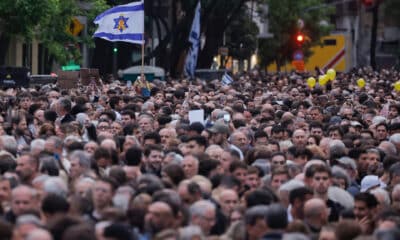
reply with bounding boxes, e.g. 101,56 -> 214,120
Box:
360,175 -> 384,192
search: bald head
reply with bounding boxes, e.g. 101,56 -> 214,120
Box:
304,198 -> 328,221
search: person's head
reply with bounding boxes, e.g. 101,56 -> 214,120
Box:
327,125 -> 343,140
121,110 -> 136,126
186,135 -> 207,156
69,150 -> 91,179
16,153 -> 38,184
245,205 -> 269,239
217,189 -> 239,218
56,97 -> 72,116
138,114 -> 154,133
292,129 -> 308,147
93,147 -> 112,169
189,200 -> 216,235
270,167 -> 290,191
264,203 -> 288,232
353,192 -> 378,220
310,164 -> 332,196
144,144 -> 164,173
177,180 -> 202,207
289,187 -> 313,220
41,193 -> 70,222
309,121 -> 324,138
229,160 -> 248,186
0,176 -> 12,204
334,220 -> 362,240
92,177 -> 117,211
230,131 -> 250,152
308,107 -> 324,122
11,185 -> 38,217
304,198 -> 329,225
145,201 -> 175,235
375,122 -> 388,141
182,155 -> 199,179
246,166 -> 261,190
271,152 -> 286,168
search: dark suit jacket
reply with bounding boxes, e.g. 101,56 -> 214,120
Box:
60,113 -> 75,124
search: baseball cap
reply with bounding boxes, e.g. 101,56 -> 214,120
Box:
360,175 -> 384,192
207,122 -> 230,134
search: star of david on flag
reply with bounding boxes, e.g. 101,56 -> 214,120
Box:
94,1 -> 144,45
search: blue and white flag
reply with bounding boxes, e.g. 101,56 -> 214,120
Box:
94,1 -> 144,45
184,1 -> 201,78
222,72 -> 233,85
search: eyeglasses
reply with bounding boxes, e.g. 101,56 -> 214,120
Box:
97,126 -> 109,130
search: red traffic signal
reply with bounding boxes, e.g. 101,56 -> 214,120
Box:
362,0 -> 374,7
296,33 -> 305,45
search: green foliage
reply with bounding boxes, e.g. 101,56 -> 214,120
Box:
225,6 -> 259,60
258,0 -> 334,69
0,0 -> 109,65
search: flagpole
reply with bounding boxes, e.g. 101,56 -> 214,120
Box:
141,42 -> 145,80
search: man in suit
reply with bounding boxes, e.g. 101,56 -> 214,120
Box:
55,98 -> 74,124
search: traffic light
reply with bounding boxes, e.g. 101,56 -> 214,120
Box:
362,0 -> 374,7
296,33 -> 305,45
113,47 -> 118,53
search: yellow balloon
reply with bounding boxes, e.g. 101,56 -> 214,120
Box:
307,77 -> 316,88
327,69 -> 336,81
394,81 -> 400,91
319,75 -> 328,86
357,78 -> 365,88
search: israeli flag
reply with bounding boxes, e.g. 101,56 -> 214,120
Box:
184,1 -> 201,78
222,72 -> 233,85
94,1 -> 144,45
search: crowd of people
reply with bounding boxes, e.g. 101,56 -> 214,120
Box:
0,66 -> 400,240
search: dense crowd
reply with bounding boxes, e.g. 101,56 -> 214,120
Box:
0,66 -> 400,240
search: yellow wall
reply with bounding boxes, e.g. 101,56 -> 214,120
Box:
267,34 -> 349,73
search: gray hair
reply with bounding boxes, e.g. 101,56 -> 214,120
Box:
283,233 -> 310,240
57,97 -> 72,112
189,200 -> 216,219
245,205 -> 269,226
16,214 -> 43,228
30,139 -> 46,152
389,134 -> 400,144
329,140 -> 346,157
332,166 -> 351,188
179,225 -> 205,240
0,135 -> 18,156
165,152 -> 183,164
69,150 -> 91,170
378,141 -> 397,156
279,180 -> 305,192
370,188 -> 391,206
43,177 -> 68,197
46,136 -> 64,149
32,175 -> 50,186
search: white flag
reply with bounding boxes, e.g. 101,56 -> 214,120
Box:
184,1 -> 201,78
94,1 -> 144,45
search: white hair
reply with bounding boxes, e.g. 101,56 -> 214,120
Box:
179,225 -> 205,240
389,133 -> 400,144
189,200 -> 216,218
30,139 -> 46,152
16,214 -> 42,227
43,177 -> 68,197
370,188 -> 391,206
0,135 -> 18,155
279,179 -> 305,193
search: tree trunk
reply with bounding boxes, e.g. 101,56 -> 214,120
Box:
370,4 -> 379,70
0,34 -> 10,66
